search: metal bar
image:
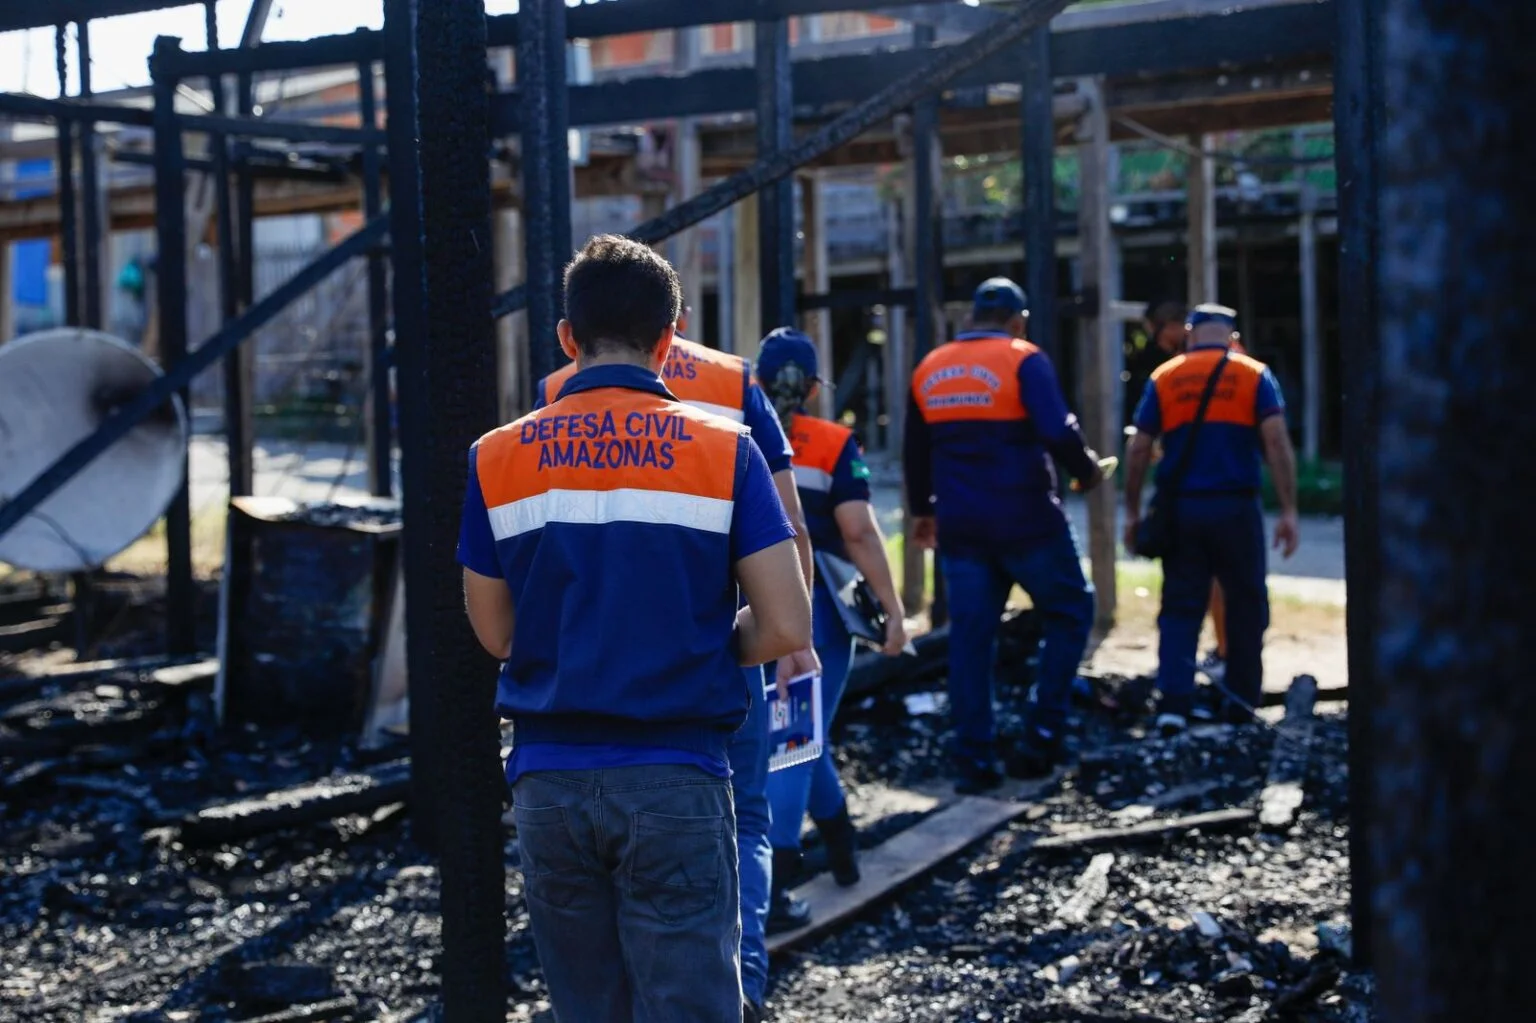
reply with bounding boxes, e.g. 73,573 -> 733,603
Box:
0,216 -> 390,548
488,0 -> 972,47
757,17 -> 796,336
56,27 -> 81,330
151,36 -> 196,655
518,0 -> 571,384
176,111 -> 384,145
1332,0 -> 1378,975
78,21 -> 105,331
493,0 -> 1079,320
236,76 -> 256,314
157,30 -> 384,78
1021,26 -> 1058,363
0,0 -> 202,33
0,92 -> 156,127
411,0 -> 507,1014
241,0 -> 276,48
1374,1 -> 1536,1017
491,2 -> 1338,133
359,59 -> 392,499
207,3 -> 253,498
1186,133 -> 1217,301
798,287 -> 917,311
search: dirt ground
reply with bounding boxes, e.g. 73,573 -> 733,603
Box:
1089,576 -> 1348,694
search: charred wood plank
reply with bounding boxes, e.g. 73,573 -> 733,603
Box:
180,759 -> 412,845
241,998 -> 360,1023
1260,674 -> 1319,831
1032,808 -> 1257,851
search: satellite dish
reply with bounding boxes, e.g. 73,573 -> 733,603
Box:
0,328 -> 189,572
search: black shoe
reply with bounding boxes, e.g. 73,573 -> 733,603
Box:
766,848 -> 811,935
953,757 -> 1004,795
812,804 -> 861,887
1004,726 -> 1063,780
744,1001 -> 765,1023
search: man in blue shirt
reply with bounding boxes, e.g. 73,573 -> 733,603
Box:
905,278 -> 1105,793
1123,304 -> 1301,731
459,236 -> 811,1023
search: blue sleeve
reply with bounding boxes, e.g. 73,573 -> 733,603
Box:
829,434 -> 872,508
903,392 -> 935,516
1018,352 -> 1098,481
456,445 -> 502,577
533,377 -> 548,410
1133,379 -> 1163,436
1256,367 -> 1285,421
731,435 -> 797,562
742,379 -> 794,475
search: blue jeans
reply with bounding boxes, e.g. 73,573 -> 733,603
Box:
729,665 -> 772,1007
766,580 -> 856,849
1157,494 -> 1270,712
512,765 -> 741,1023
941,526 -> 1095,763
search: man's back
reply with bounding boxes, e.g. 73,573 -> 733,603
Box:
465,365 -> 770,759
907,331 -> 1093,553
1139,346 -> 1281,494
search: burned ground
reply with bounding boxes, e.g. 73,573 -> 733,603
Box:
1,632 -> 1367,1022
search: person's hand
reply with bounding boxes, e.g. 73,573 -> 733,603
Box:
880,614 -> 910,657
1274,512 -> 1300,560
775,647 -> 821,699
911,516 -> 938,550
1123,513 -> 1140,556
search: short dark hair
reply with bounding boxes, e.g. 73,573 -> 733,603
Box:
563,235 -> 682,358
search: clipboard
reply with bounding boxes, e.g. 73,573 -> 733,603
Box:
814,550 -> 888,648
765,672 -> 823,772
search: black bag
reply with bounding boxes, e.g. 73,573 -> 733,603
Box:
1134,351 -> 1232,560
814,550 -> 889,648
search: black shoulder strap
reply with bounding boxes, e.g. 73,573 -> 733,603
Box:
1160,350 -> 1232,497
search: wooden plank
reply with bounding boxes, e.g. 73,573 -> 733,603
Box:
1259,673 -> 1319,830
1033,807 -> 1257,850
767,792 -> 1029,953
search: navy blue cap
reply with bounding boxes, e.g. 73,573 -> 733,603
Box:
756,327 -> 825,386
1188,303 -> 1238,329
973,277 -> 1028,315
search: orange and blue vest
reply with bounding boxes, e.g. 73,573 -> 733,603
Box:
1132,343 -> 1285,493
458,364 -> 795,779
904,331 -> 1098,554
536,337 -> 793,474
785,412 -> 871,560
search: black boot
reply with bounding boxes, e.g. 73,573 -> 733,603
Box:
812,804 -> 861,887
766,847 -> 811,935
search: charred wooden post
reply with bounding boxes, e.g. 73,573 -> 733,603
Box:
1373,0 -> 1536,1015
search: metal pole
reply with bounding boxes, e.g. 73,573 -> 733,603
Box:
756,16 -> 794,336
55,26 -> 80,329
911,24 -> 941,371
236,71 -> 255,313
359,58 -> 392,498
1021,26 -> 1058,363
206,2 -> 253,498
1333,0 -> 1380,973
518,0 -> 571,386
1374,0 -> 1536,1017
151,36 -> 196,656
77,20 -> 104,331
411,0 -> 506,1015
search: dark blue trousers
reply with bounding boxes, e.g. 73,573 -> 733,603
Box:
1157,494 -> 1270,712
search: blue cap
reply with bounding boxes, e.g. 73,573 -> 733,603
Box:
756,327 -> 826,386
1188,303 -> 1238,330
973,277 -> 1028,316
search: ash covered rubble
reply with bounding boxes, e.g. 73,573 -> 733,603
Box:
2,592 -> 1365,1022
